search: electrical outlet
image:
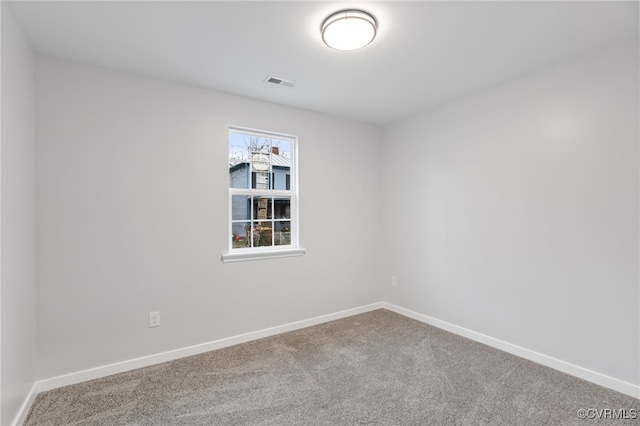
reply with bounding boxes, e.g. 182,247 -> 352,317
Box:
391,276 -> 398,287
149,311 -> 160,328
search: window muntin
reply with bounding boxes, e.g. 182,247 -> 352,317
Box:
228,128 -> 297,253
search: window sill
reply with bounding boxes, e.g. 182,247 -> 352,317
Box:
221,248 -> 306,263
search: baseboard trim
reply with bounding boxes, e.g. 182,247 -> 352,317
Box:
35,302 -> 385,394
12,383 -> 38,426
13,299 -> 638,424
381,302 -> 640,399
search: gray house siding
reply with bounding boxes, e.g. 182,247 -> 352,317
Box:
229,163 -> 290,239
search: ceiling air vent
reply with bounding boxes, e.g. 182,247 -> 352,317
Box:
264,75 -> 295,88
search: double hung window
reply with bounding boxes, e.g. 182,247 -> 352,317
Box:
223,127 -> 303,262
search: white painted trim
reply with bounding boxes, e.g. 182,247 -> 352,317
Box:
12,383 -> 37,426
35,302 -> 383,393
13,300 -> 638,423
381,302 -> 640,400
221,247 -> 306,263
227,126 -> 301,256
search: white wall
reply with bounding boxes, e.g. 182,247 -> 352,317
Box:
14,24 -> 639,415
1,3 -> 37,424
382,42 -> 639,387
35,55 -> 383,380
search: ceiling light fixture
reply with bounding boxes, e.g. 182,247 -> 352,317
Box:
321,9 -> 378,51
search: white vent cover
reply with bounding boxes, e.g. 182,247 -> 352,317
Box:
264,75 -> 295,87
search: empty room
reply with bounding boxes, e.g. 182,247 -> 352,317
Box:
2,1 -> 639,425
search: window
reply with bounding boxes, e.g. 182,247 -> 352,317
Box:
222,127 -> 305,262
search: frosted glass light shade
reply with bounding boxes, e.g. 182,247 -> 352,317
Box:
321,10 -> 378,51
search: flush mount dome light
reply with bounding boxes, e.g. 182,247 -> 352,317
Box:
321,9 -> 378,51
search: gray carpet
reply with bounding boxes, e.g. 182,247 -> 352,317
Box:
25,309 -> 639,425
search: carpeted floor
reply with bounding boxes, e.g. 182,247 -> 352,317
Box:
25,309 -> 639,425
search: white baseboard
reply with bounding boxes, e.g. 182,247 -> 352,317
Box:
12,383 -> 38,426
13,300 -> 639,424
35,302 -> 385,394
381,302 -> 640,400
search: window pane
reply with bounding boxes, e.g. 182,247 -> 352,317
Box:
232,195 -> 251,220
274,198 -> 290,219
251,136 -> 272,155
253,196 -> 272,220
273,139 -> 291,160
254,222 -> 272,247
252,171 -> 270,189
229,132 -> 292,191
229,133 -> 251,189
274,221 -> 291,246
232,222 -> 252,248
237,222 -> 271,248
229,164 -> 250,189
272,140 -> 290,190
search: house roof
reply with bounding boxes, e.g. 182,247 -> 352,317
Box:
271,155 -> 290,168
229,154 -> 290,171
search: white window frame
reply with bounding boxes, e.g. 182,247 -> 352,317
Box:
222,127 -> 305,263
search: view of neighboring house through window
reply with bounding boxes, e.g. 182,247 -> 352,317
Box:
228,128 -> 297,252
